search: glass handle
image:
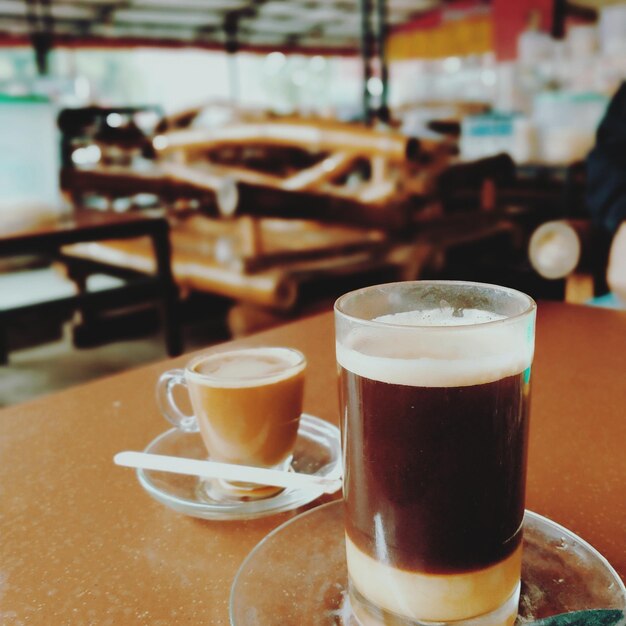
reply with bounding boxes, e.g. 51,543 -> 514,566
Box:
156,369 -> 199,433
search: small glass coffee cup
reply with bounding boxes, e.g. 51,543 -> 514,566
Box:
157,346 -> 306,500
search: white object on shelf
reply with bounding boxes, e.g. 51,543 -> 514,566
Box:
567,25 -> 598,58
511,117 -> 538,164
460,113 -> 537,164
533,91 -> 608,164
518,30 -> 553,66
599,4 -> 626,56
0,97 -> 61,214
460,114 -> 515,161
539,127 -> 596,165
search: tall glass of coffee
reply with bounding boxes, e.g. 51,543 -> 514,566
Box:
335,281 -> 536,626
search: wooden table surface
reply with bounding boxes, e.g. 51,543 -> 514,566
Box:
0,209 -> 168,249
1,301 -> 625,625
0,209 -> 181,361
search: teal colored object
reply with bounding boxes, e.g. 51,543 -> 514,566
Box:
529,609 -> 625,625
465,113 -> 516,137
0,93 -> 49,103
587,293 -> 625,310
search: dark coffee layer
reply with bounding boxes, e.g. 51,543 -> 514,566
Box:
341,370 -> 530,574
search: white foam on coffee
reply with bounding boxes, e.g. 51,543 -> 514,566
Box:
375,308 -> 504,327
187,347 -> 305,388
337,308 -> 533,388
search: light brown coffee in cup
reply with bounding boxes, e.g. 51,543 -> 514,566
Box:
186,347 -> 306,468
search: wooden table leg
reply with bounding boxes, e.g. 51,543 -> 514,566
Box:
0,325 -> 8,365
65,263 -> 99,327
151,223 -> 182,357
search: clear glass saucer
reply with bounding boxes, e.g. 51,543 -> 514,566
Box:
230,501 -> 625,625
137,414 -> 341,521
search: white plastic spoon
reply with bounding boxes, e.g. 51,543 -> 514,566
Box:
114,451 -> 342,494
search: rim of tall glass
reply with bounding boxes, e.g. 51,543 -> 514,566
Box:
334,280 -> 536,331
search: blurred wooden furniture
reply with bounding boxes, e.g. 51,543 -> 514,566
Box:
0,302 -> 624,624
59,118 -> 431,326
58,208 -> 525,340
61,215 -> 393,312
61,164 -> 234,216
0,209 -> 181,363
62,118 -> 435,230
58,117 -> 541,330
436,153 -> 516,213
510,161 -> 588,222
58,106 -> 160,167
62,210 -> 525,336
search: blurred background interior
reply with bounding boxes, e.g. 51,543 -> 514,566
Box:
1,0 -> 625,406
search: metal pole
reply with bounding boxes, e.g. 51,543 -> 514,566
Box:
26,0 -> 53,76
359,0 -> 374,123
375,0 -> 389,121
224,13 -> 240,104
551,0 -> 567,39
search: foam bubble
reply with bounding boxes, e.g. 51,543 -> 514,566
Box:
337,309 -> 533,388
